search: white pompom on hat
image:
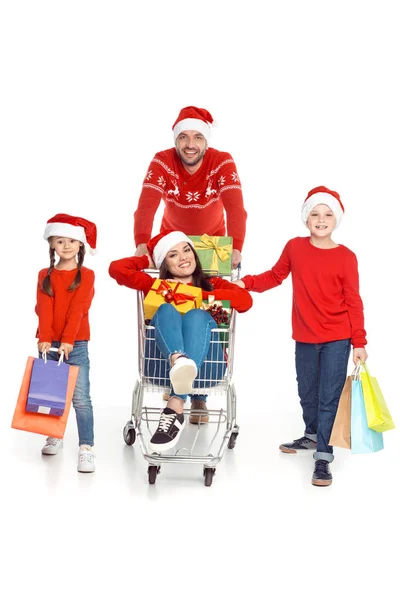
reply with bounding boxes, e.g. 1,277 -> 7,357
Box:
301,186 -> 345,230
147,230 -> 194,269
172,106 -> 214,143
44,213 -> 97,254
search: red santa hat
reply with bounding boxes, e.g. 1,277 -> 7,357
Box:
147,230 -> 194,269
44,213 -> 97,254
301,186 -> 344,229
172,106 -> 214,143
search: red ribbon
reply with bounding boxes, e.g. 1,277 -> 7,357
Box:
152,280 -> 196,306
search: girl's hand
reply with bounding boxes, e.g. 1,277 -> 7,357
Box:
59,343 -> 73,360
231,279 -> 246,288
38,341 -> 51,354
353,347 -> 368,365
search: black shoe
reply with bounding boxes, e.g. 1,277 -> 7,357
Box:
149,408 -> 185,452
279,435 -> 317,454
312,460 -> 332,487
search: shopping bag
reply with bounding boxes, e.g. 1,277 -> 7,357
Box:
329,376 -> 351,449
26,357 -> 70,415
351,374 -> 383,454
360,362 -> 395,433
11,356 -> 79,438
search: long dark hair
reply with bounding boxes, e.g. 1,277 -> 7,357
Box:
41,244 -> 86,296
159,246 -> 214,291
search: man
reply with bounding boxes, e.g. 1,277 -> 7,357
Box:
133,105 -> 247,269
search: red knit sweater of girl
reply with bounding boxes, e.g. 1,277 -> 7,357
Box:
108,255 -> 252,313
242,237 -> 367,347
35,266 -> 95,345
133,148 -> 247,251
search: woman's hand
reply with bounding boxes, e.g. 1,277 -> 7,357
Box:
353,347 -> 368,365
59,343 -> 73,360
231,279 -> 246,288
38,341 -> 51,354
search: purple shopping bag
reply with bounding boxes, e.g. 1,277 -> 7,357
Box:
26,357 -> 70,416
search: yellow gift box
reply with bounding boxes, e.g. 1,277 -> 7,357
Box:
143,279 -> 203,320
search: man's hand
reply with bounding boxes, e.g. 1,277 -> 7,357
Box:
353,347 -> 368,365
232,249 -> 242,269
59,343 -> 73,360
134,243 -> 148,257
38,341 -> 51,354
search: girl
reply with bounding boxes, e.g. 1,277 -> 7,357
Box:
235,186 -> 368,487
36,213 -> 97,473
109,230 -> 252,452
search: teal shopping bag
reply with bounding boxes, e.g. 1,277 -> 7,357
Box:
351,377 -> 384,454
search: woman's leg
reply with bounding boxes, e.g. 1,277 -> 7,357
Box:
151,303 -> 185,360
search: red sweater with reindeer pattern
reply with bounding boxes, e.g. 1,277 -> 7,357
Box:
133,148 -> 247,251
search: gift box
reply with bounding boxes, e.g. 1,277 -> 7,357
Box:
189,234 -> 233,275
143,279 -> 203,320
202,297 -> 231,348
26,357 -> 70,415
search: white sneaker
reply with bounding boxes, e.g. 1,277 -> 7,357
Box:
41,437 -> 63,455
77,447 -> 95,473
169,357 -> 197,394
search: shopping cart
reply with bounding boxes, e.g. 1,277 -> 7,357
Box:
123,269 -> 240,487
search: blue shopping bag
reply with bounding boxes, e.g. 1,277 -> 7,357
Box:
26,356 -> 70,416
351,377 -> 384,454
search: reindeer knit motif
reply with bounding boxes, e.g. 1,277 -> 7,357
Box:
134,148 -> 247,251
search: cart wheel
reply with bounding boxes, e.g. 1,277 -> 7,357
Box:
203,467 -> 216,487
123,422 -> 136,446
227,431 -> 239,449
148,465 -> 160,484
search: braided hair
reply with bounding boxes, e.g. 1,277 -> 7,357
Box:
41,243 -> 86,296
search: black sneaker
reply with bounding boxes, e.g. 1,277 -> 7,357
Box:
279,435 -> 317,453
312,460 -> 332,487
149,408 -> 185,452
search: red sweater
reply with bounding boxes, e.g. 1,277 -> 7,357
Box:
242,237 -> 367,347
35,267 -> 95,345
109,255 -> 253,313
133,148 -> 247,251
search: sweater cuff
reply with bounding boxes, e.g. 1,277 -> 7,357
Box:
241,275 -> 254,290
232,238 -> 244,252
135,235 -> 150,246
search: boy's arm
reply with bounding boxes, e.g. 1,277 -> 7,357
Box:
342,253 -> 367,349
241,244 -> 291,292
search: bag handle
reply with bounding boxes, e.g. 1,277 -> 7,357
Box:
43,348 -> 65,366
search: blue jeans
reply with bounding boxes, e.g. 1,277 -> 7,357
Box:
145,304 -> 226,400
295,339 -> 351,462
40,341 -> 94,446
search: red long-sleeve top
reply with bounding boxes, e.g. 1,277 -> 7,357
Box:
35,267 -> 95,345
242,237 -> 367,348
133,148 -> 247,251
109,255 -> 253,313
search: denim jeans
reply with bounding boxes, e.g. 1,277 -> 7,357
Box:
295,339 -> 351,462
145,304 -> 226,401
40,341 -> 94,446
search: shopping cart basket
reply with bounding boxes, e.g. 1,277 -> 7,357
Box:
123,269 -> 240,487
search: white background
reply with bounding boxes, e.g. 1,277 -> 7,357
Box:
1,1 -> 399,599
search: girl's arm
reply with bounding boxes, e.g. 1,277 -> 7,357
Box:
241,243 -> 291,292
206,278 -> 253,312
109,255 -> 155,292
35,271 -> 54,343
62,269 -> 95,345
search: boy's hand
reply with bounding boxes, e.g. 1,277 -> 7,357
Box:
59,343 -> 73,360
38,341 -> 51,354
353,347 -> 368,365
231,279 -> 246,288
